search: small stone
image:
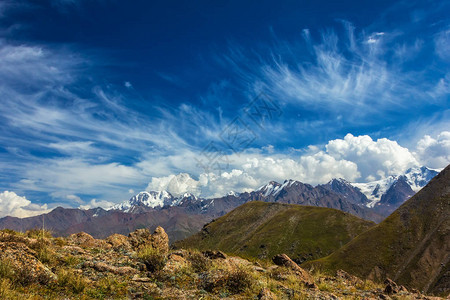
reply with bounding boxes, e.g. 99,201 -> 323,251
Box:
202,250 -> 227,259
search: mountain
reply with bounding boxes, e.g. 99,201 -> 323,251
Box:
304,164 -> 450,296
0,166 -> 436,242
320,178 -> 369,205
352,166 -> 438,209
175,201 -> 375,263
110,191 -> 200,213
0,205 -> 210,242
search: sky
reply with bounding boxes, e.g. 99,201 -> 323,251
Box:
0,0 -> 449,218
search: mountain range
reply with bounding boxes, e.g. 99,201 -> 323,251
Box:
0,166 -> 437,241
304,164 -> 450,295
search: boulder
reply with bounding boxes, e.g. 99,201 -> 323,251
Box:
0,242 -> 56,284
128,226 -> 169,254
336,269 -> 363,285
67,232 -> 110,249
128,229 -> 151,249
272,254 -> 316,288
384,278 -> 399,294
150,226 -> 169,254
106,234 -> 131,251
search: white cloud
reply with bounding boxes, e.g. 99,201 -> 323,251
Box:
79,198 -> 115,210
326,134 -> 418,181
66,194 -> 83,204
435,29 -> 450,61
146,173 -> 201,197
0,191 -> 50,218
415,131 -> 450,169
14,159 -> 145,203
144,132 -> 445,198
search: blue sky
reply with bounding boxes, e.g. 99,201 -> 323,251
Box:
0,0 -> 449,217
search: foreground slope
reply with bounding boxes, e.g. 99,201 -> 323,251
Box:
305,164 -> 450,295
2,227 -> 441,299
175,201 -> 375,263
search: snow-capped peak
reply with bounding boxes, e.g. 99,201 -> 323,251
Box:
257,181 -> 281,196
352,166 -> 437,208
403,166 -> 439,192
111,190 -> 173,212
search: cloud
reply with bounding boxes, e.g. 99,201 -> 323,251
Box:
435,29 -> 450,61
144,132 -> 446,198
415,131 -> 450,169
79,198 -> 115,210
146,173 -> 201,197
0,191 -> 50,218
326,134 -> 418,181
11,158 -> 146,204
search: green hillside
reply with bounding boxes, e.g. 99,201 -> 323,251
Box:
175,201 -> 375,263
304,165 -> 450,296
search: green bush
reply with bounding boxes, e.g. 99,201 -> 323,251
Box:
25,228 -> 52,239
225,267 -> 254,294
56,269 -> 86,294
188,251 -> 211,273
137,246 -> 167,272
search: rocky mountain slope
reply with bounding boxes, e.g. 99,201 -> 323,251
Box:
0,226 -> 444,299
175,201 -> 375,264
304,164 -> 450,296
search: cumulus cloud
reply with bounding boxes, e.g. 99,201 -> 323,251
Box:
326,134 -> 419,181
146,173 -> 201,197
143,133 -> 446,198
0,191 -> 50,218
415,131 -> 450,169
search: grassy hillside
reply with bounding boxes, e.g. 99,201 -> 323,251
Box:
175,201 -> 375,263
304,164 -> 450,296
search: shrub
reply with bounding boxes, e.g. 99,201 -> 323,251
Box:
56,269 -> 87,294
25,228 -> 52,239
137,246 -> 167,272
30,239 -> 53,265
0,258 -> 14,280
225,266 -> 254,294
188,251 -> 211,273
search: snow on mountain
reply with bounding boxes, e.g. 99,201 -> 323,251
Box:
257,180 -> 298,197
257,181 -> 282,197
403,166 -> 439,192
111,191 -> 202,212
111,191 -> 173,212
112,166 -> 437,213
352,166 -> 438,208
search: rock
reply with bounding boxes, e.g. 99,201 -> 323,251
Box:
258,287 -> 277,300
106,234 -> 131,251
384,278 -> 399,294
67,232 -> 110,249
202,250 -> 227,259
398,285 -> 408,293
62,245 -> 86,255
131,274 -> 152,282
128,229 -> 151,249
0,242 -> 56,284
272,254 -> 315,288
336,269 -> 364,285
163,254 -> 188,275
67,232 -> 96,247
128,226 -> 169,254
150,226 -> 169,255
